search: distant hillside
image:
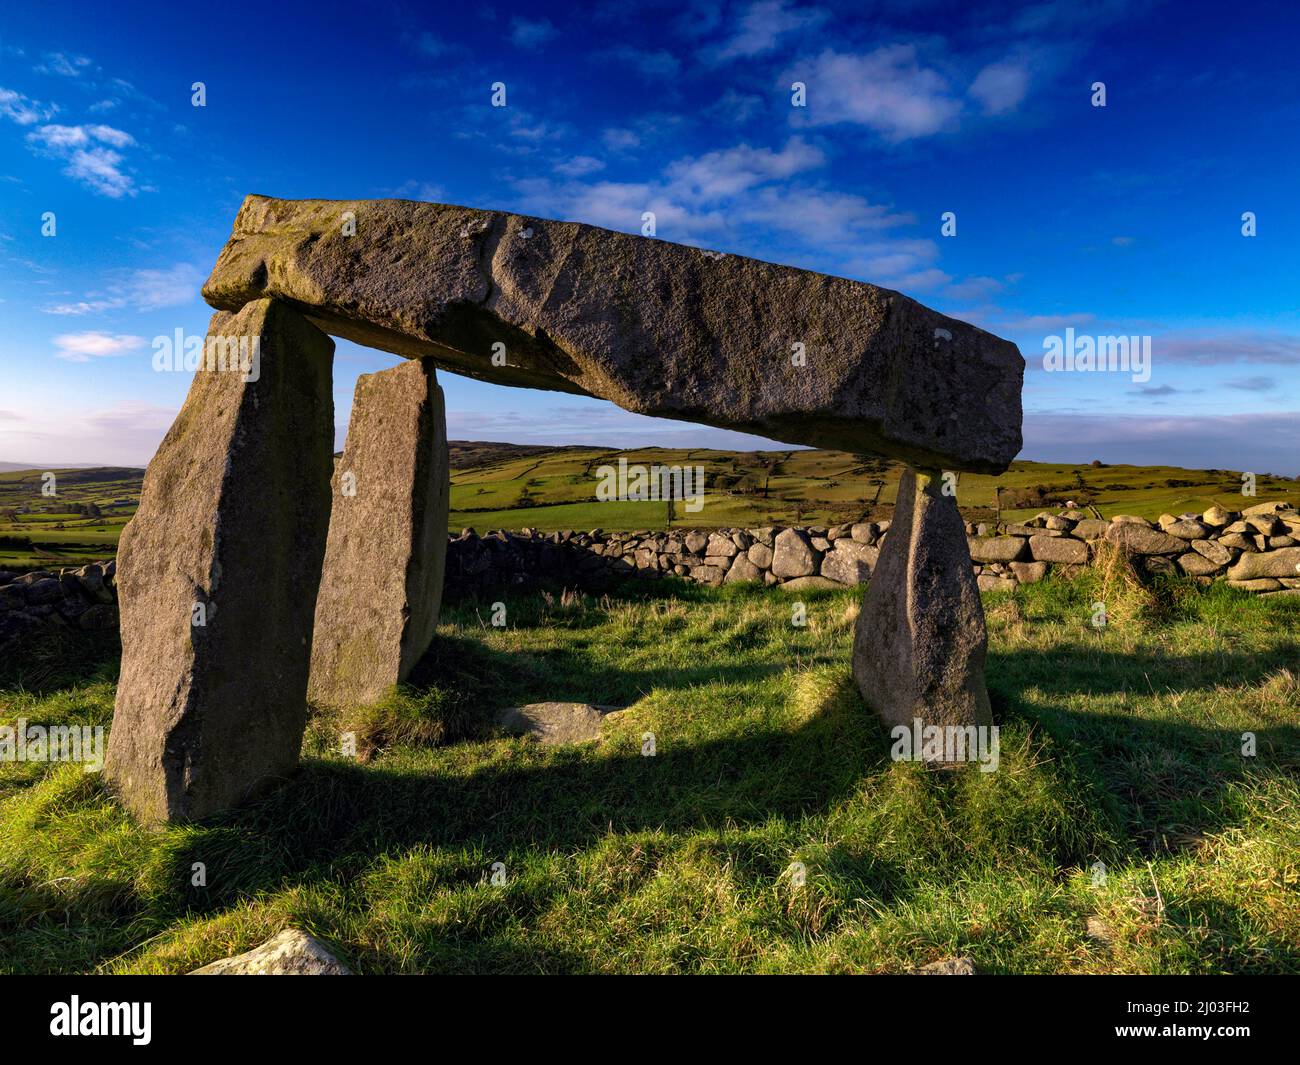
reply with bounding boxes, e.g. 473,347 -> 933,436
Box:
447,440 -> 606,471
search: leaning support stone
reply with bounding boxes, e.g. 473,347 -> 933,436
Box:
308,358 -> 449,707
105,299 -> 334,823
852,467 -> 992,734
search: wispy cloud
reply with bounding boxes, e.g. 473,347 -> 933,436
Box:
710,0 -> 826,63
510,17 -> 559,48
1223,375 -> 1277,392
42,263 -> 202,316
52,331 -> 146,361
25,122 -> 139,197
785,45 -> 962,141
969,59 -> 1030,115
0,86 -> 57,125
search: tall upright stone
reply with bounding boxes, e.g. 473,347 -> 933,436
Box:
308,358 -> 449,707
105,299 -> 334,823
853,468 -> 992,732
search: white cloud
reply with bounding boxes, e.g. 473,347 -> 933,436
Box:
513,136 -> 909,251
663,137 -> 823,201
602,127 -> 641,151
946,275 -> 1006,301
510,17 -> 559,48
35,52 -> 93,77
969,60 -> 1030,115
43,263 -> 204,316
0,86 -> 56,126
25,123 -> 139,197
712,0 -> 826,62
52,332 -> 146,361
786,46 -> 962,141
554,155 -> 605,177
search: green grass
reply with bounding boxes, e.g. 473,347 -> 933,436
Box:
1,570 -> 1297,974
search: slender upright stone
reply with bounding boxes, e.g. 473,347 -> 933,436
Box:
853,467 -> 992,732
308,358 -> 449,707
105,299 -> 334,823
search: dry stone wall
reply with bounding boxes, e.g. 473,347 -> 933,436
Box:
3,498 -> 1295,660
444,500 -> 1300,598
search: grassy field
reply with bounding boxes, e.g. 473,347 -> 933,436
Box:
448,445 -> 1298,531
1,568 -> 1296,974
0,468 -> 137,571
2,449 -> 1294,571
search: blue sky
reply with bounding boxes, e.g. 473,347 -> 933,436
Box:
1,0 -> 1297,474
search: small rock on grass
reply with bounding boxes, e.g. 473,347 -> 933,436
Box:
190,929 -> 349,975
908,957 -> 977,975
496,702 -> 625,745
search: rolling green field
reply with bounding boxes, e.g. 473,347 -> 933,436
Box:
448,445 -> 1297,532
1,568 -> 1297,974
1,448 -> 1294,571
0,468 -> 138,571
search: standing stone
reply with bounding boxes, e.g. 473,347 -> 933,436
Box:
105,300 -> 334,823
309,358 -> 449,707
853,468 -> 992,731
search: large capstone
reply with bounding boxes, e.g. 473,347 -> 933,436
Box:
105,299 -> 334,823
852,467 -> 992,732
309,358 -> 450,707
203,195 -> 1024,473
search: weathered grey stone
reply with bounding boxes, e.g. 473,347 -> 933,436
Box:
1029,534 -> 1087,564
106,300 -> 334,823
820,539 -> 879,585
967,536 -> 1027,562
684,531 -> 708,554
909,957 -> 977,976
1227,578 -> 1282,592
771,528 -> 819,578
850,522 -> 878,544
1010,560 -> 1049,583
1245,514 -> 1284,536
853,468 -> 991,730
1176,551 -> 1222,577
1191,538 -> 1233,566
308,358 -> 449,708
747,542 -> 773,569
1071,518 -> 1110,540
705,534 -> 738,558
1201,505 -> 1233,527
724,554 -> 763,583
190,929 -> 350,975
1219,532 -> 1258,552
1242,500 -> 1292,516
1111,514 -> 1153,526
1226,546 -> 1300,580
203,195 -> 1024,472
691,564 -> 726,586
776,575 -> 841,591
495,702 -> 621,744
1104,523 -> 1185,555
1166,519 -> 1211,540
977,573 -> 1017,592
